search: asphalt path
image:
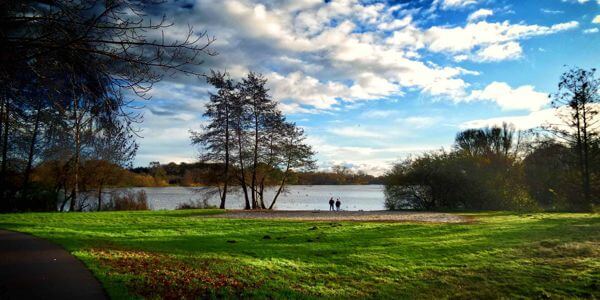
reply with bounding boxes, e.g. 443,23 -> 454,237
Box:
0,230 -> 107,299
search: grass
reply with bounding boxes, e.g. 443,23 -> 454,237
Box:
0,210 -> 598,299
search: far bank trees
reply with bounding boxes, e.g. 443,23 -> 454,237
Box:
191,72 -> 315,210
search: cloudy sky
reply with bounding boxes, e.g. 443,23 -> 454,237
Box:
133,0 -> 600,175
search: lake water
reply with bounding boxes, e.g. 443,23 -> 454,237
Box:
107,185 -> 386,211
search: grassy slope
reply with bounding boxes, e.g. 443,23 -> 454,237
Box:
0,210 -> 598,299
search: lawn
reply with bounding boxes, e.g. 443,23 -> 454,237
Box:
0,210 -> 598,299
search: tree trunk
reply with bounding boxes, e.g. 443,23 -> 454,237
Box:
69,100 -> 81,212
220,105 -> 230,209
259,177 -> 266,209
236,127 -> 250,209
580,103 -> 591,208
574,105 -> 587,209
269,163 -> 290,210
97,182 -> 103,211
23,102 -> 43,192
59,182 -> 69,212
251,114 -> 259,209
1,97 -> 10,197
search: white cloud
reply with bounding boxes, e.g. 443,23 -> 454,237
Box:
562,0 -> 590,3
459,108 -> 557,130
460,103 -> 600,131
425,20 -> 578,53
593,15 -> 600,24
418,20 -> 578,62
540,8 -> 564,14
306,136 -> 446,175
475,41 -> 523,61
360,109 -> 398,119
434,0 -> 480,10
327,126 -> 384,138
268,71 -> 345,110
396,116 -> 438,128
467,82 -> 549,111
584,28 -> 599,33
467,9 -> 493,23
378,15 -> 413,31
128,0 -> 588,170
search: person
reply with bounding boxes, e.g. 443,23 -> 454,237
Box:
335,198 -> 341,211
329,197 -> 335,211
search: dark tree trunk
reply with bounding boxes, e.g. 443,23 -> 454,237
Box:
1,98 -> 9,193
220,106 -> 230,209
251,115 -> 259,209
97,182 -> 103,211
69,100 -> 81,212
580,103 -> 591,208
259,178 -> 266,209
236,127 -> 250,209
23,102 -> 43,192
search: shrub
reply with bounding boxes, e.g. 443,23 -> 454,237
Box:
176,198 -> 217,210
106,190 -> 149,211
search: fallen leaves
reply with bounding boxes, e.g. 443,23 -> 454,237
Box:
91,249 -> 251,299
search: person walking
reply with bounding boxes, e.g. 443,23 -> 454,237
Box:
328,197 -> 335,211
335,198 -> 341,211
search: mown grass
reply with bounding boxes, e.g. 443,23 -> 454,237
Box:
0,210 -> 598,299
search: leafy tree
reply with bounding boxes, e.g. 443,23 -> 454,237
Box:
523,141 -> 574,210
454,123 -> 515,157
267,124 -> 315,209
0,0 -> 214,211
385,124 -> 535,211
547,67 -> 600,210
191,71 -> 236,209
191,72 -> 315,210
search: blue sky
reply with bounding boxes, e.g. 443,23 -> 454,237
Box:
134,0 -> 600,175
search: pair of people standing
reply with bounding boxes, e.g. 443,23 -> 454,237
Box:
328,197 -> 341,211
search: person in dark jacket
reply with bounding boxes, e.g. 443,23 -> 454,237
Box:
335,198 -> 341,211
329,197 -> 335,211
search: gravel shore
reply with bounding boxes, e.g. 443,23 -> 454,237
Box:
209,210 -> 468,223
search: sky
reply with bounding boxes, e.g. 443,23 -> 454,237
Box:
133,0 -> 600,175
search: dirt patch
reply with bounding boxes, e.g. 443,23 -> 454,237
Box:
207,210 -> 468,223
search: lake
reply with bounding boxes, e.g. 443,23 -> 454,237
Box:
107,185 -> 386,211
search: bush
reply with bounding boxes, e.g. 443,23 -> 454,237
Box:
384,185 -> 432,210
176,198 -> 217,210
105,190 -> 149,211
384,149 -> 537,211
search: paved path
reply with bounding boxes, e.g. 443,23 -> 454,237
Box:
210,210 -> 469,223
0,230 -> 107,299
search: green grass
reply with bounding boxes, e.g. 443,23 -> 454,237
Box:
0,210 -> 598,299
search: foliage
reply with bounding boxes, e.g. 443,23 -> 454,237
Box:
0,211 -> 597,299
191,71 -> 315,210
385,124 -> 538,211
104,190 -> 149,211
546,67 -> 600,210
0,1 -> 213,211
176,199 -> 218,210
